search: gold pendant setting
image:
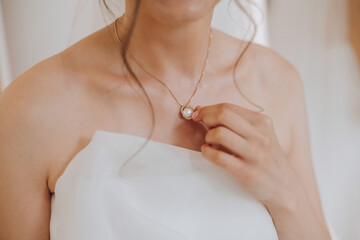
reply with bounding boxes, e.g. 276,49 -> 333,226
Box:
180,105 -> 195,120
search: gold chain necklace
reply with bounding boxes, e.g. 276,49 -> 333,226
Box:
114,18 -> 213,120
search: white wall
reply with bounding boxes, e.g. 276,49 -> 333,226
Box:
269,0 -> 360,239
2,0 -> 77,79
2,0 -> 269,82
0,1 -> 11,89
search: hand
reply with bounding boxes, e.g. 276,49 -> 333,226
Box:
191,103 -> 303,208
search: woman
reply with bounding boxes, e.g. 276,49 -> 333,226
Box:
0,0 -> 331,239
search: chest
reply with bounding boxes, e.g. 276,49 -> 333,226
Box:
48,67 -> 292,194
95,75 -> 292,157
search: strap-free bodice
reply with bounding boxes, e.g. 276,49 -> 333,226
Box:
50,130 -> 278,240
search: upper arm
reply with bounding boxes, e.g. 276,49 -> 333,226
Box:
280,62 -> 328,226
0,56 -> 80,239
254,44 -> 328,225
0,79 -> 51,239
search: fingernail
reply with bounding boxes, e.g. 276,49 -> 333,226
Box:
192,110 -> 199,120
195,106 -> 202,111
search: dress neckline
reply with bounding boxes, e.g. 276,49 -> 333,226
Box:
53,129 -> 203,194
94,130 -> 203,154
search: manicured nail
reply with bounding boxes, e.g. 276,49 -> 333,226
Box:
195,106 -> 202,111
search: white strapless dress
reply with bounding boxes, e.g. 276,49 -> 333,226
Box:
50,130 -> 279,240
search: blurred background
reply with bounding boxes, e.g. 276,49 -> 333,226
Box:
0,0 -> 359,239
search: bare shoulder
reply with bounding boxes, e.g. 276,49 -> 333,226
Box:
0,30 -> 107,188
0,53 -> 85,181
0,43 -> 95,137
0,26 -> 118,237
243,41 -> 307,125
246,41 -> 303,93
0,24 -> 118,156
214,28 -> 304,105
0,25 -> 122,198
0,53 -> 77,238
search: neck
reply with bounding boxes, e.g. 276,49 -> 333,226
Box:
116,10 -> 214,86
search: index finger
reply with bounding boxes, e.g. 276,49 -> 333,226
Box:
193,103 -> 263,124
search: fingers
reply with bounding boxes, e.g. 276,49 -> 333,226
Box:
192,103 -> 263,141
204,126 -> 255,161
201,143 -> 249,177
193,103 -> 261,125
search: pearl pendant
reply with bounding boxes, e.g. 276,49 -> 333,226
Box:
180,105 -> 195,120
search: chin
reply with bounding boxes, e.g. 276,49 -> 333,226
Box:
140,0 -> 220,24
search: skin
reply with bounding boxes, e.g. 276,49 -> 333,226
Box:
349,0 -> 360,65
0,0 -> 331,239
192,104 -> 331,239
